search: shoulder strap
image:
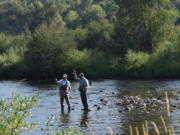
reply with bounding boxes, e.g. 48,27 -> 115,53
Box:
66,80 -> 68,86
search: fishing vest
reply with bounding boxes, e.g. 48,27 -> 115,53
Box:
59,81 -> 68,91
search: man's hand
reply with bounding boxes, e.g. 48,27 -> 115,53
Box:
55,78 -> 58,82
68,87 -> 71,92
72,70 -> 76,75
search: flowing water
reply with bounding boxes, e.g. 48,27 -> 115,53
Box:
0,80 -> 180,135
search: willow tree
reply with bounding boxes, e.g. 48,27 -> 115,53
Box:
115,0 -> 179,54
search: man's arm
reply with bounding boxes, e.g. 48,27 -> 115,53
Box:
55,79 -> 62,85
72,70 -> 80,81
67,81 -> 71,91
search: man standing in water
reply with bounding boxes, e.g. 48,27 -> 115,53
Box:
73,71 -> 90,111
56,74 -> 71,112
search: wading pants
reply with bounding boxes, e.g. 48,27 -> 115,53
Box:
79,88 -> 88,109
59,90 -> 70,110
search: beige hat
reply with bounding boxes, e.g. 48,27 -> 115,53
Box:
79,73 -> 84,77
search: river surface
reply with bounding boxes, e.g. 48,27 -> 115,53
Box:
0,80 -> 180,135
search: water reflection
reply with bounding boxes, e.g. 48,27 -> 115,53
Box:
80,111 -> 89,126
60,110 -> 71,123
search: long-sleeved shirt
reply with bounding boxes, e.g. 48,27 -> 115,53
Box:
57,79 -> 71,89
74,76 -> 89,88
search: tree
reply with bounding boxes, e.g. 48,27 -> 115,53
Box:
115,0 -> 179,54
99,0 -> 118,22
65,10 -> 80,28
79,0 -> 93,10
24,23 -> 76,79
81,4 -> 106,26
74,20 -> 114,53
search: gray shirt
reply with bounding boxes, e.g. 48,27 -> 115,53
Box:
75,77 -> 89,88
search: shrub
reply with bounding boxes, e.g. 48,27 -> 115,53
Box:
0,33 -> 29,79
125,50 -> 150,78
24,23 -> 76,79
0,93 -> 39,134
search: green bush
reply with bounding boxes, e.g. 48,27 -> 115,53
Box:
24,23 -> 76,79
0,33 -> 29,79
0,93 -> 38,135
123,39 -> 180,79
124,50 -> 150,78
149,40 -> 180,78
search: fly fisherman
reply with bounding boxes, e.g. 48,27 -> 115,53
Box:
56,74 -> 71,112
73,71 -> 90,111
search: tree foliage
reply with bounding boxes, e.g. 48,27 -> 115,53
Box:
0,0 -> 179,79
115,0 -> 179,54
25,23 -> 76,79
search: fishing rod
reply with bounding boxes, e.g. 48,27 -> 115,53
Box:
38,50 -> 57,80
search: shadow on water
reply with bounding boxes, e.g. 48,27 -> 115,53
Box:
0,79 -> 180,135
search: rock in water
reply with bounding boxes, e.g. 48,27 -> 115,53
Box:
97,106 -> 101,110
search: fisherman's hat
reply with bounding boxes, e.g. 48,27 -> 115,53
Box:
62,74 -> 67,78
79,73 -> 84,77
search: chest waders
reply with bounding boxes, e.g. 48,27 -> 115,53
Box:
79,87 -> 88,110
59,81 -> 71,112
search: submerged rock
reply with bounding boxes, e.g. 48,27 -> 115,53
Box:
97,106 -> 101,110
172,105 -> 177,108
118,110 -> 123,113
100,98 -> 108,103
117,95 -> 166,112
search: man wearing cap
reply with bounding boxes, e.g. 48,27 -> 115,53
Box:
56,74 -> 71,112
73,71 -> 90,111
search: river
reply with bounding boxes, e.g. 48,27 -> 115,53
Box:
0,80 -> 180,135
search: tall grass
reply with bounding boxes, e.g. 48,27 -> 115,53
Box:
151,121 -> 161,135
108,127 -> 114,135
85,121 -> 94,135
129,125 -> 133,135
128,118 -> 174,135
165,92 -> 170,116
161,116 -> 168,133
126,92 -> 174,135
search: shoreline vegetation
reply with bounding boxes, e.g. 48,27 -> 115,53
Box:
0,0 -> 179,80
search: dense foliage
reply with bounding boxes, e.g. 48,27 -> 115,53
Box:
0,93 -> 38,134
0,0 -> 179,79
